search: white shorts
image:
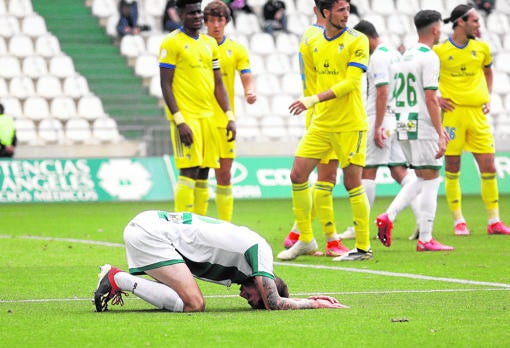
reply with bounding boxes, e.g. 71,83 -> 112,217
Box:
123,221 -> 184,275
399,139 -> 444,170
365,115 -> 407,167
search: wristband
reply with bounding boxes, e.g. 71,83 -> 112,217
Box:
225,110 -> 235,121
172,111 -> 185,125
299,95 -> 319,109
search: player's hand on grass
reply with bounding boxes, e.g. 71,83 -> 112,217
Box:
177,123 -> 193,146
226,120 -> 236,142
308,295 -> 349,309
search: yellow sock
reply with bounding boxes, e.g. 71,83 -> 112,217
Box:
445,171 -> 463,220
216,184 -> 233,221
194,179 -> 209,216
313,181 -> 336,239
349,185 -> 370,251
292,182 -> 313,243
481,172 -> 499,220
174,176 -> 195,212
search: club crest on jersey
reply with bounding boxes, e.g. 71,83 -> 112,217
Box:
472,50 -> 476,58
338,44 -> 344,52
227,49 -> 233,57
448,55 -> 453,61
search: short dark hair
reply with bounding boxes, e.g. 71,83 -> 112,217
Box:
353,20 -> 379,38
317,0 -> 350,17
0,103 -> 4,114
176,0 -> 201,10
444,4 -> 474,28
414,9 -> 442,31
203,0 -> 230,23
245,275 -> 289,309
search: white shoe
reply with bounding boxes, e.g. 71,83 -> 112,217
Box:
277,239 -> 319,261
338,226 -> 355,240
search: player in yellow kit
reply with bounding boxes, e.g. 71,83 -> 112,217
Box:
278,0 -> 371,262
203,0 -> 256,222
159,0 -> 235,214
433,3 -> 510,236
282,0 -> 349,257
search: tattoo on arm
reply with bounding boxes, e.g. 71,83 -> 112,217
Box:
261,277 -> 318,310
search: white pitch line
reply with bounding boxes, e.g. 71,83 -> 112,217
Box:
3,235 -> 510,289
1,288 -> 509,304
274,262 -> 510,288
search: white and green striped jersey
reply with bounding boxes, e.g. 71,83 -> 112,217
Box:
128,211 -> 275,286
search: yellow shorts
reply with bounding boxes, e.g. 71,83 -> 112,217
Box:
216,127 -> 235,159
306,112 -> 338,165
443,105 -> 495,155
295,125 -> 366,169
170,117 -> 220,169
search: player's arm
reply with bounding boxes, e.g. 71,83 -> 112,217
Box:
425,89 -> 447,159
160,66 -> 193,145
483,64 -> 493,114
213,66 -> 236,141
374,83 -> 389,148
254,276 -> 346,310
289,65 -> 364,115
240,72 -> 256,104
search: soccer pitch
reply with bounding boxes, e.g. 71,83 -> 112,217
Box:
2,196 -> 509,347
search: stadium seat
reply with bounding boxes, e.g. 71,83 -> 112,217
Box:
248,53 -> 265,76
8,34 -> 34,57
0,55 -> 21,78
287,115 -> 306,140
493,73 -> 510,94
92,117 -> 122,143
260,116 -> 288,141
1,96 -> 23,118
149,75 -> 163,98
0,0 -> 5,15
395,0 -> 419,15
419,0 -> 445,15
49,54 -> 76,78
50,96 -> 78,121
24,96 -> 51,121
9,75 -> 35,99
134,54 -> 159,80
244,95 -> 270,117
0,77 -> 7,96
38,118 -> 64,144
120,34 -> 146,60
495,52 -> 510,73
145,33 -> 165,56
287,13 -> 310,36
387,14 -> 412,36
36,75 -> 62,99
91,0 -> 117,24
275,32 -> 300,55
0,14 -> 20,37
65,117 -> 93,144
105,13 -> 119,37
236,116 -> 260,142
250,32 -> 275,56
143,0 -> 166,19
265,53 -> 292,76
0,36 -> 6,55
270,94 -> 294,116
490,94 -> 504,115
295,0 -> 314,14
233,95 -> 245,115
63,75 -> 91,99
35,34 -> 62,57
21,14 -> 47,37
280,72 -> 303,96
77,95 -> 107,120
22,55 -> 49,79
255,73 -> 281,96
233,13 -> 260,36
14,118 -> 39,145
362,14 -> 386,34
444,0 -> 460,14
486,13 -> 509,36
7,0 -> 33,17
371,0 -> 395,15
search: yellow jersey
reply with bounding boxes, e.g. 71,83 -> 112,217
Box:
433,37 -> 492,106
305,27 -> 369,132
212,36 -> 251,127
159,29 -> 220,120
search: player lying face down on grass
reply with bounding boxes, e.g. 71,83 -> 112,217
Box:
94,211 -> 346,312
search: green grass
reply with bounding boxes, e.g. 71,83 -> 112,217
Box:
1,196 -> 510,347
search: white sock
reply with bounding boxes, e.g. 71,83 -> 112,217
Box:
387,176 -> 423,221
362,178 -> 376,209
401,175 -> 420,227
418,177 -> 441,243
115,272 -> 184,312
290,222 -> 300,234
